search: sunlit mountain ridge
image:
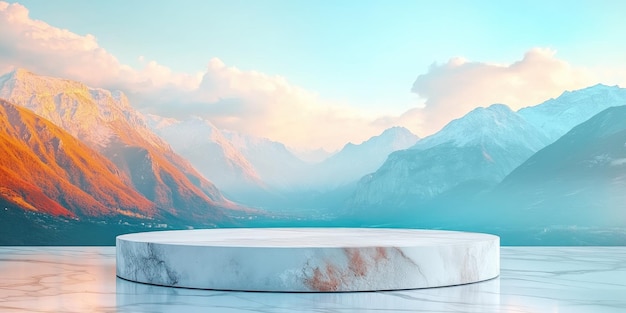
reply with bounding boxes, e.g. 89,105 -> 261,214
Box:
0,69 -> 240,224
0,99 -> 155,218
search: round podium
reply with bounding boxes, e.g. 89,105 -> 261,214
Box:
116,228 -> 499,292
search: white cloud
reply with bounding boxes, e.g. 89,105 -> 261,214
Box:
1,1 -> 624,150
0,1 -> 389,150
143,57 -> 386,150
0,2 -> 117,84
409,48 -> 596,134
0,2 -> 199,91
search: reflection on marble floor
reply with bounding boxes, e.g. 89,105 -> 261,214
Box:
0,247 -> 625,312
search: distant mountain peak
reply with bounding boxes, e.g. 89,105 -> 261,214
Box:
574,83 -> 617,92
466,103 -> 514,117
486,102 -> 513,111
554,83 -> 621,100
1,68 -> 83,90
380,125 -> 413,135
0,68 -> 38,81
518,83 -> 626,142
354,126 -> 419,147
5,67 -> 32,78
308,126 -> 420,189
411,103 -> 548,150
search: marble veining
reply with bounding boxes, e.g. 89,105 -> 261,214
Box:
120,242 -> 180,286
0,246 -> 625,312
115,228 -> 500,291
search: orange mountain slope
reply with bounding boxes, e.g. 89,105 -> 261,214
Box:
0,69 -> 237,222
0,99 -> 156,218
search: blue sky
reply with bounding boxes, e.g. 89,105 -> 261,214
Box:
2,0 -> 626,149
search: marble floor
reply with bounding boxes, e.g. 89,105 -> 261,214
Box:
0,246 -> 625,313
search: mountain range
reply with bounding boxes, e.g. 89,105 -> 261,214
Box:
0,69 -> 241,232
350,104 -> 550,208
149,114 -> 420,207
1,68 -> 625,245
349,85 -> 626,211
519,84 -> 626,141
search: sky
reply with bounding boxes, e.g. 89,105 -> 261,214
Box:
1,0 -> 625,150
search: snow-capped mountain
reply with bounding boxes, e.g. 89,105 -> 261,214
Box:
0,69 -> 236,223
519,84 -> 626,142
350,84 -> 626,211
309,126 -> 419,190
413,104 -> 550,151
350,104 -> 551,207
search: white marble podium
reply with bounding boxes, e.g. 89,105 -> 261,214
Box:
116,228 -> 499,292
